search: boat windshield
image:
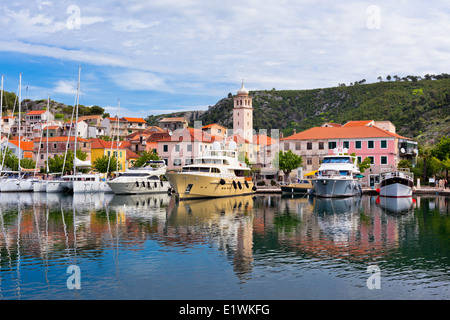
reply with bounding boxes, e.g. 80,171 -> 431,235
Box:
322,157 -> 352,164
120,172 -> 150,177
182,167 -> 211,173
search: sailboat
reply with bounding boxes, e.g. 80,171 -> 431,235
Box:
0,74 -> 34,192
33,94 -> 51,192
61,67 -> 105,193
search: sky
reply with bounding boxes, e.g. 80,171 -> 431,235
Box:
0,0 -> 449,119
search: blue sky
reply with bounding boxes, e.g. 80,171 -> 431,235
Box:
1,0 -> 449,119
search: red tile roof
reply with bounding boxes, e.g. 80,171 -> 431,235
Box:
32,136 -> 90,143
159,117 -> 188,122
281,126 -> 409,140
253,134 -> 277,145
123,117 -> 146,123
90,138 -> 126,150
126,149 -> 139,160
9,140 -> 34,151
202,123 -> 227,130
342,120 -> 374,127
26,110 -> 47,115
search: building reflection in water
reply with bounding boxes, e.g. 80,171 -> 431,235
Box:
1,191 -> 449,291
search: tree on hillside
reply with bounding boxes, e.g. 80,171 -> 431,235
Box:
273,150 -> 303,182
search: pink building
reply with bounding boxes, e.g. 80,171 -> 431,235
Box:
280,122 -> 417,187
156,127 -> 221,170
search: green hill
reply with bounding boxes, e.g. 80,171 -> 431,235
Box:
147,77 -> 450,146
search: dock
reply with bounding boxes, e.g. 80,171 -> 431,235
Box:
255,186 -> 450,196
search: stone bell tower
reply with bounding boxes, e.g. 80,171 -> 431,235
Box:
232,81 -> 253,145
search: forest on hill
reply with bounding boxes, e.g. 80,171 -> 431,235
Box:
147,74 -> 450,146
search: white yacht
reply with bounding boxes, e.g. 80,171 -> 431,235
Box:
165,141 -> 256,200
61,172 -> 105,193
377,169 -> 414,198
311,148 -> 363,198
107,160 -> 170,194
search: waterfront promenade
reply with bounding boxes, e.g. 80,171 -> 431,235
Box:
255,185 -> 450,196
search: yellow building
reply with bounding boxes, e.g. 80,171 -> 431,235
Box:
90,138 -> 127,173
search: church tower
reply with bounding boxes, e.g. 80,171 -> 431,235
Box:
233,81 -> 253,145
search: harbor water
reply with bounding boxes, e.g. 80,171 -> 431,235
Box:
0,192 -> 448,300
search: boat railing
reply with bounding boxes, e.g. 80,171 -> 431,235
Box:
380,170 -> 414,181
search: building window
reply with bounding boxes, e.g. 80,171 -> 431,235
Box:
343,141 -> 349,149
307,158 -> 312,165
368,140 -> 374,149
318,142 -> 324,150
328,141 -> 337,149
295,142 -> 301,150
163,145 -> 168,152
380,156 -> 388,164
175,144 -> 180,152
380,140 -> 387,148
307,142 -> 312,150
284,143 -> 290,151
187,144 -> 192,152
368,156 -> 375,164
357,156 -> 362,164
173,159 -> 182,166
355,141 -> 362,149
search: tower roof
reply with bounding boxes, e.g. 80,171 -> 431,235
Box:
237,81 -> 249,96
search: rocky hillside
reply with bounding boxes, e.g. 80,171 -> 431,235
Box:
147,76 -> 450,146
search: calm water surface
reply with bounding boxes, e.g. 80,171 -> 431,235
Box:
0,192 -> 448,300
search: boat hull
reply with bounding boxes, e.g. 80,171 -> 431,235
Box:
107,180 -> 170,194
0,179 -> 34,192
71,180 -> 105,193
376,196 -> 414,214
379,182 -> 412,198
46,180 -> 67,193
312,178 -> 362,198
33,181 -> 46,192
281,182 -> 312,194
166,173 -> 255,200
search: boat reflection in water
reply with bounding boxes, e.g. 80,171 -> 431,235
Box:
312,196 -> 362,215
0,190 -> 449,300
376,195 -> 415,214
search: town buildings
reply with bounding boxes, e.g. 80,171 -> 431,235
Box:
0,83 -> 418,185
280,121 -> 418,187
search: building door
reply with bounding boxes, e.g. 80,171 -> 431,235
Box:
369,174 -> 380,188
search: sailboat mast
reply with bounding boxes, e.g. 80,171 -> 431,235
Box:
73,66 -> 81,175
46,94 -> 50,174
18,74 -> 22,176
0,75 -> 3,121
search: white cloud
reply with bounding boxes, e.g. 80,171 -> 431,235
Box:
1,0 -> 450,114
53,80 -> 78,95
112,71 -> 169,92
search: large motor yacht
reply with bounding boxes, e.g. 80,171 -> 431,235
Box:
165,142 -> 256,200
311,148 -> 363,198
107,160 -> 169,194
